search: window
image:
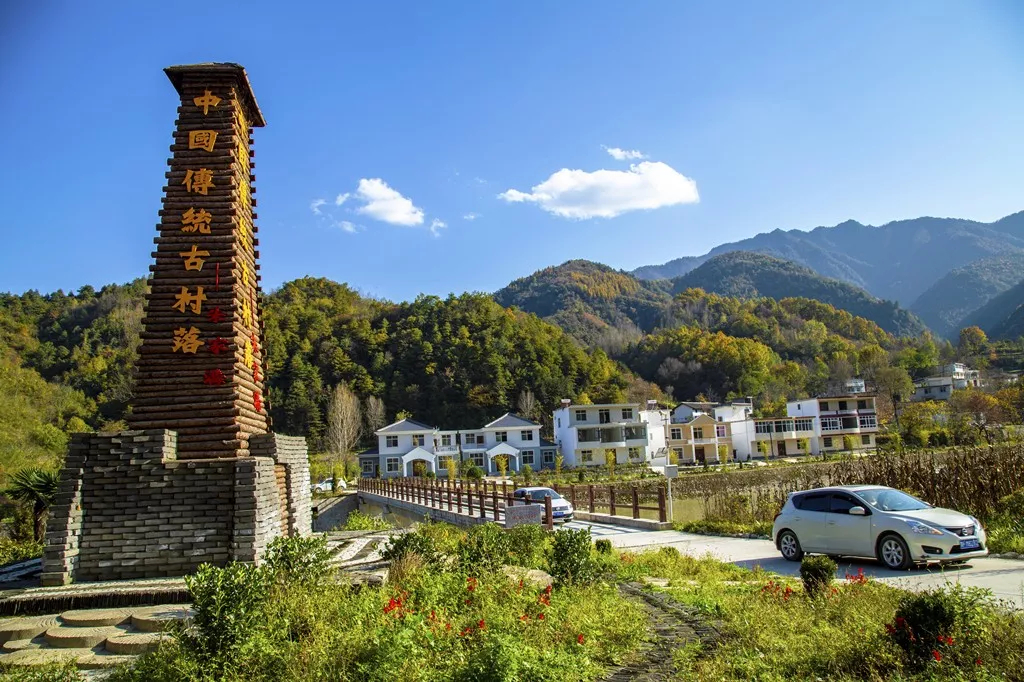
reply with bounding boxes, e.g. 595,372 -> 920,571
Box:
693,427 -> 704,439
471,453 -> 485,466
581,450 -> 593,463
412,434 -> 425,447
628,447 -> 642,460
438,456 -> 452,471
386,458 -> 400,473
557,418 -> 561,428
386,436 -> 398,448
857,400 -> 867,410
672,447 -> 684,460
463,433 -> 474,445
755,421 -> 772,434
774,421 -> 789,433
924,387 -> 932,395
829,494 -> 863,515
361,460 -> 375,473
794,418 -> 813,432
940,386 -> 948,393
521,430 -> 533,441
861,435 -> 871,445
819,401 -> 830,411
521,450 -> 535,465
838,401 -> 848,410
670,427 -> 682,440
858,415 -> 877,429
621,408 -> 633,420
575,409 -> 587,422
599,409 -> 610,424
823,436 -> 833,448
441,434 -> 452,446
543,450 -> 554,463
821,417 -> 841,432
794,493 -> 828,512
716,425 -> 727,438
476,435 -> 485,444
495,431 -> 508,443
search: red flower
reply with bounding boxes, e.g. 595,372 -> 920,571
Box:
976,658 -> 983,666
895,617 -> 906,626
932,650 -> 942,662
537,613 -> 545,621
465,598 -> 472,605
884,624 -> 896,635
577,634 -> 585,644
478,619 -> 486,630
544,585 -> 553,595
520,614 -> 528,622
539,594 -> 551,606
467,577 -> 477,592
445,623 -> 452,631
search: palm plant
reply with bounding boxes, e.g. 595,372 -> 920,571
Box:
5,468 -> 61,541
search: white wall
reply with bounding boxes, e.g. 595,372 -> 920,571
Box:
787,399 -> 819,419
714,404 -> 752,423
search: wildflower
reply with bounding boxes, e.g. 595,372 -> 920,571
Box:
520,614 -> 528,622
446,623 -> 452,631
976,658 -> 983,666
465,598 -> 472,605
895,616 -> 906,627
539,593 -> 551,606
932,650 -> 942,662
544,584 -> 552,595
517,579 -> 524,592
577,634 -> 585,644
467,577 -> 477,592
478,619 -> 486,630
884,624 -> 896,635
537,613 -> 546,621
937,635 -> 954,646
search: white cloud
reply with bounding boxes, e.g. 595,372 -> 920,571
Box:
353,178 -> 424,226
335,193 -> 350,206
429,219 -> 447,238
498,161 -> 699,219
463,212 -> 480,221
338,221 -> 358,234
603,146 -> 646,160
310,198 -> 326,215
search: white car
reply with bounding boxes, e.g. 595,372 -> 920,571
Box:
311,478 -> 346,494
511,487 -> 574,523
772,485 -> 988,570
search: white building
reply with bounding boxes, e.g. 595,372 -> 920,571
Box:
670,401 -> 717,423
358,413 -> 555,478
787,394 -> 879,454
912,363 -> 982,402
552,400 -> 669,468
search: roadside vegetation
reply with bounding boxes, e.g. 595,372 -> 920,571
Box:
342,510 -> 392,531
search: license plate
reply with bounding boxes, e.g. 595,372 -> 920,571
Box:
554,511 -> 565,517
960,539 -> 980,550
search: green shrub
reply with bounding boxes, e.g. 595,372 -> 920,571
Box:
343,510 -> 392,531
576,468 -> 586,482
0,538 -> 43,567
888,585 -> 988,668
799,555 -> 836,598
522,464 -> 533,484
507,523 -> 549,568
0,659 -> 82,682
262,535 -> 333,585
381,530 -> 440,566
594,539 -> 612,554
425,470 -> 437,480
927,430 -> 950,448
548,527 -> 598,586
183,562 -> 272,663
457,523 -> 512,572
465,465 -> 483,481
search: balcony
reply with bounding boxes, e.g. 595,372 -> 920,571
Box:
435,445 -> 459,454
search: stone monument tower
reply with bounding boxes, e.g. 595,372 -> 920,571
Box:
42,64 -> 310,586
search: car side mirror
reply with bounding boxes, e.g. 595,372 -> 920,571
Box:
849,506 -> 867,516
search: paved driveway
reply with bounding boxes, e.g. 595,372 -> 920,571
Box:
572,524 -> 1024,609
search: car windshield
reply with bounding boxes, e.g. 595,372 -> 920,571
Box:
528,489 -> 562,501
856,488 -> 930,512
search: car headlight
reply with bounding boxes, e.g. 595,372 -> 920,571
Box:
903,520 -> 943,535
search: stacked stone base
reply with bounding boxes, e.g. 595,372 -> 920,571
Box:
41,431 -> 310,586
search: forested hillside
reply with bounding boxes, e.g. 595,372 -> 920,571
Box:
962,277 -> 1024,341
665,252 -> 928,337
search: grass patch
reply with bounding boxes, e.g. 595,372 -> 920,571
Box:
674,519 -> 772,538
343,510 -> 392,531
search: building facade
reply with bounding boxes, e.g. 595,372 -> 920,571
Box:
788,395 -> 879,453
911,363 -> 982,402
552,400 -> 669,467
666,414 -> 733,464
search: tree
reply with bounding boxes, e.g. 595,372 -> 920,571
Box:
948,388 -> 1006,444
873,365 -> 915,431
364,395 -> 386,437
326,383 -> 362,476
958,326 -> 988,361
6,468 -> 61,541
517,389 -> 537,421
494,454 -> 509,479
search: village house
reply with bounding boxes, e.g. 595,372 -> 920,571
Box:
911,362 -> 983,402
665,413 -> 733,464
551,400 -> 670,467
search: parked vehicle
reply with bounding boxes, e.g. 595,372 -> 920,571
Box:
311,478 -> 346,494
511,487 -> 574,522
772,485 -> 987,570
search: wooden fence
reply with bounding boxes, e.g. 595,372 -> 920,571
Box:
357,477 -> 668,524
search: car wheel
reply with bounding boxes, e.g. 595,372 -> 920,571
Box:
877,534 -> 912,570
778,530 -> 804,562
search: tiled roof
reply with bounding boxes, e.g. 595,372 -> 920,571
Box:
376,418 -> 435,433
539,438 -> 557,448
357,446 -> 380,456
484,412 -> 540,429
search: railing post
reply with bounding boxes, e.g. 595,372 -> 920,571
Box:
468,483 -> 474,516
447,483 -> 453,511
502,480 -> 508,501
658,485 -> 667,523
570,484 -> 576,509
458,484 -> 463,514
544,494 -> 553,531
609,485 -> 617,517
588,485 -> 595,513
492,488 -> 499,522
632,487 -> 640,519
479,485 -> 486,519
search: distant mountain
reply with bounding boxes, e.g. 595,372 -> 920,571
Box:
961,277 -> 1024,341
632,212 -> 1024,310
665,252 -> 928,338
908,253 -> 1024,339
492,260 -> 671,347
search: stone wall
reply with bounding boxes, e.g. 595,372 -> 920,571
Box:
42,430 -> 310,586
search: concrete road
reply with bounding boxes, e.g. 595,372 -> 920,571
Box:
570,523 -> 1024,609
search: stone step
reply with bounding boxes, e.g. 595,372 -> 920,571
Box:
105,631 -> 169,655
0,615 -> 60,644
44,624 -> 127,649
2,636 -> 44,652
131,604 -> 194,632
0,646 -> 135,670
60,608 -> 132,627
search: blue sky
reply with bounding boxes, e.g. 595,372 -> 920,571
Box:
1,2 -> 1021,302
